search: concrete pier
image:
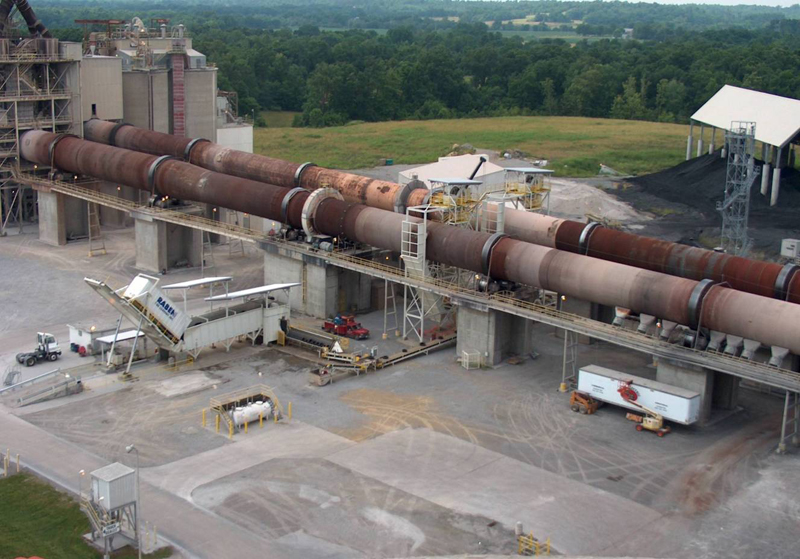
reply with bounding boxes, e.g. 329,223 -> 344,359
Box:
656,358 -> 714,424
455,303 -> 530,367
37,189 -> 67,246
696,124 -> 704,157
134,215 -> 201,273
760,144 -> 770,196
771,146 -> 783,207
134,217 -> 167,273
262,245 -> 373,318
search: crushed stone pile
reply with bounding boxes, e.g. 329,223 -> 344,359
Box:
619,152 -> 800,229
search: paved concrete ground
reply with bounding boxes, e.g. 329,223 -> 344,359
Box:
0,227 -> 265,383
328,428 -> 662,556
3,224 -> 800,558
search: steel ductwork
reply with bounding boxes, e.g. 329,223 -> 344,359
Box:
0,0 -> 51,37
21,129 -> 800,354
82,119 -> 800,304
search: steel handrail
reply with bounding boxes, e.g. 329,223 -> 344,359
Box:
15,175 -> 800,392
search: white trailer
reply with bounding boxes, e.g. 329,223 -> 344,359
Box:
577,364 -> 701,425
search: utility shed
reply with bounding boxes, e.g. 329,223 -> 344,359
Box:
688,84 -> 800,206
90,462 -> 136,511
399,154 -> 505,195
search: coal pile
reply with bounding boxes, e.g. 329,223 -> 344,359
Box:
619,152 -> 800,230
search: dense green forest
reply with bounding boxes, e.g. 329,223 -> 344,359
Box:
31,1 -> 800,127
34,1 -> 800,32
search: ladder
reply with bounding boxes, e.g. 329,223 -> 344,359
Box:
561,329 -> 578,389
383,279 -> 398,339
778,391 -> 799,454
87,202 -> 106,256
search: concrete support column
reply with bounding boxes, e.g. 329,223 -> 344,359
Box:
712,372 -> 740,411
790,146 -> 796,168
761,144 -> 771,196
771,146 -> 783,207
263,248 -> 304,312
708,127 -> 716,154
262,247 -> 339,318
339,269 -> 373,315
306,261 -> 339,318
696,124 -> 705,157
656,358 -> 714,425
37,189 -> 67,246
686,122 -> 694,161
98,182 -> 135,228
456,304 -> 530,367
134,217 -> 167,273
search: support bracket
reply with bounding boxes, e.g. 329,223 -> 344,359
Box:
147,155 -> 173,196
107,122 -> 131,147
578,222 -> 601,255
301,187 -> 343,239
183,137 -> 209,161
280,187 -> 306,225
774,263 -> 799,301
481,232 -> 507,277
687,278 -> 717,330
294,162 -> 316,187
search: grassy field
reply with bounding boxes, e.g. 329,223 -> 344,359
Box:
254,115 -> 700,176
0,473 -> 171,559
260,110 -> 300,128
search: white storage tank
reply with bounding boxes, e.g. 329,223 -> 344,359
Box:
230,400 -> 274,427
90,462 -> 136,511
577,364 -> 701,425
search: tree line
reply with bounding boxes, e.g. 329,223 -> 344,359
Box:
34,1 -> 800,127
191,22 -> 800,127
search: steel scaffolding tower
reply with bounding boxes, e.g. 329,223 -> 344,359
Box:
717,121 -> 758,256
0,31 -> 81,235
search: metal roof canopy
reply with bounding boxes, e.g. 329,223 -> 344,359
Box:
205,282 -> 300,302
162,276 -> 232,290
429,178 -> 483,185
691,85 -> 800,148
505,167 -> 555,174
96,330 -> 145,345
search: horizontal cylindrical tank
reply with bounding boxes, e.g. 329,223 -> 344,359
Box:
81,119 -> 799,304
21,129 -> 800,354
230,400 -> 273,427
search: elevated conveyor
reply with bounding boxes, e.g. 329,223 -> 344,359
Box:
84,277 -> 184,351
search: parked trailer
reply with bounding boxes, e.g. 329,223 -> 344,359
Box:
577,364 -> 701,425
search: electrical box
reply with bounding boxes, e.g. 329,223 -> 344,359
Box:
90,462 -> 136,511
781,239 -> 799,259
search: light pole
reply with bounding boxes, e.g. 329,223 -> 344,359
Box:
125,444 -> 141,559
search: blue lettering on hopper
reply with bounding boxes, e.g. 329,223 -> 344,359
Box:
156,296 -> 177,319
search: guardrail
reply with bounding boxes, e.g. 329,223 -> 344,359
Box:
15,174 -> 800,392
0,368 -> 61,394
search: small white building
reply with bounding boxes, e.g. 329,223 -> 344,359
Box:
399,154 -> 506,195
90,462 -> 136,511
